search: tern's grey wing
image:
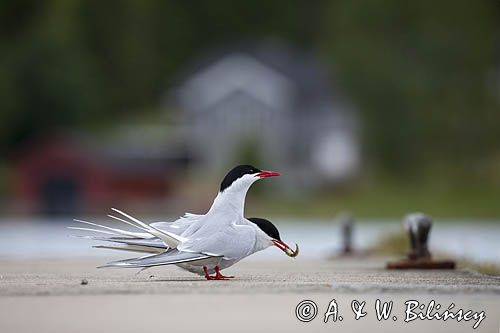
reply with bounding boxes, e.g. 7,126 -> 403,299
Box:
178,223 -> 256,260
99,249 -> 222,268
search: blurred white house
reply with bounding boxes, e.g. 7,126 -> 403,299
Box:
168,42 -> 360,188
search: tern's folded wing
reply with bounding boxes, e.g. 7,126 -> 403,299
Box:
99,249 -> 222,268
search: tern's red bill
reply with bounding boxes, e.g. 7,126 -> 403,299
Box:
256,170 -> 281,178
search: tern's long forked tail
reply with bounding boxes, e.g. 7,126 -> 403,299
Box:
69,208 -> 188,252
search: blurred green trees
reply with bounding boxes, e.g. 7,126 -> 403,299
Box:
323,0 -> 500,178
0,0 -> 499,182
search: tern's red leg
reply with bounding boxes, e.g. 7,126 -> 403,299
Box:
214,266 -> 234,279
203,266 -> 215,280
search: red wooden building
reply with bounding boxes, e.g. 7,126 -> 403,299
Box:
13,134 -> 188,215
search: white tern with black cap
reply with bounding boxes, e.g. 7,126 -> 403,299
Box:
70,165 -> 298,280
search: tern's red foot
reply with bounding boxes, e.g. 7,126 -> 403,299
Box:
203,266 -> 234,280
203,266 -> 224,280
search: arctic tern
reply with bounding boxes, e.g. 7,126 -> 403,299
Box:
70,165 -> 298,280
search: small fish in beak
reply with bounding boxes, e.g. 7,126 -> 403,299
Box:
285,243 -> 299,257
272,239 -> 299,258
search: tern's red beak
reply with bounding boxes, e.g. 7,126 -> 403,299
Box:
271,239 -> 299,257
256,170 -> 281,178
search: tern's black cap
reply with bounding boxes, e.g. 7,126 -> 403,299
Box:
220,165 -> 262,192
248,217 -> 281,240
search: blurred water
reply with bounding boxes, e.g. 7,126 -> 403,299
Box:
0,218 -> 499,263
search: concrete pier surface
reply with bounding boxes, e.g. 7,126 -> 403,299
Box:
0,257 -> 499,333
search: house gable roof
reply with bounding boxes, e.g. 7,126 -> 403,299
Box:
178,53 -> 294,112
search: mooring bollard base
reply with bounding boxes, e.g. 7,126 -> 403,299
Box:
386,259 -> 456,270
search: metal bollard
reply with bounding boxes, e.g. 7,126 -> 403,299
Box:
387,212 -> 455,269
339,213 -> 354,255
403,212 -> 432,260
